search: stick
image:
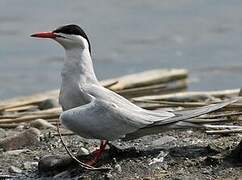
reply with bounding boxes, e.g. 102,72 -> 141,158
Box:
206,128 -> 242,134
56,119 -> 111,171
201,112 -> 242,119
117,80 -> 187,98
133,89 -> 240,102
4,105 -> 38,112
0,107 -> 61,119
0,114 -> 59,124
102,69 -> 188,91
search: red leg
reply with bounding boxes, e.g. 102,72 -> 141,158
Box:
86,140 -> 108,166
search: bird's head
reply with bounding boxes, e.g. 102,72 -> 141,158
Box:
31,24 -> 91,53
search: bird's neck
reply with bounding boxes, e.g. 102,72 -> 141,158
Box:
62,47 -> 98,85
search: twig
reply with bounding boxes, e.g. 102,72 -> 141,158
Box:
0,174 -> 17,178
204,124 -> 242,130
206,128 -> 242,134
133,89 -> 240,102
4,105 -> 38,112
117,80 -> 187,98
103,80 -> 119,88
0,123 -> 19,128
186,118 -> 231,123
52,132 -> 74,136
133,99 -> 208,107
201,112 -> 242,119
0,114 -> 59,124
56,118 -> 111,171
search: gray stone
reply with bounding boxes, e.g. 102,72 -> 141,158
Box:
0,128 -> 40,151
23,161 -> 38,170
114,163 -> 122,173
151,135 -> 177,147
105,173 -> 113,179
30,119 -> 55,130
77,147 -> 90,156
15,123 -> 27,131
39,99 -> 59,110
0,128 -> 6,138
8,166 -> 22,173
38,155 -> 73,175
4,149 -> 30,156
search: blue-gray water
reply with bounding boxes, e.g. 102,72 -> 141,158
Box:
0,0 -> 242,100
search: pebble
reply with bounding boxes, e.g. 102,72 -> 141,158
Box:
151,135 -> 177,147
77,147 -> 90,156
8,166 -> 22,174
4,149 -> 30,156
114,163 -> 122,173
149,151 -> 169,165
23,161 -> 38,170
38,155 -> 73,175
0,128 -> 6,138
105,173 -> 113,179
30,119 -> 55,130
15,123 -> 27,131
39,99 -> 59,110
0,128 -> 40,151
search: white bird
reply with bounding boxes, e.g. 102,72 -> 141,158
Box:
31,24 -> 238,165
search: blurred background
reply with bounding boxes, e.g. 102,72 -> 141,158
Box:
0,0 -> 242,100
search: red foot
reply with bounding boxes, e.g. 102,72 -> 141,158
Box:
85,140 -> 108,166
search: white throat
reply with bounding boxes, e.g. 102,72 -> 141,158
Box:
59,47 -> 98,110
62,47 -> 98,84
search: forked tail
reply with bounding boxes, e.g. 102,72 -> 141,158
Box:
123,97 -> 241,140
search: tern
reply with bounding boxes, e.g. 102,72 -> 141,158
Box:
31,24 -> 239,165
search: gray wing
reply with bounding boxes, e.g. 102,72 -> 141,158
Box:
60,97 -> 173,141
86,84 -> 175,120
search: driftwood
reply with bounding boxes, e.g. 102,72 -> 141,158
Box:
102,69 -> 188,91
133,89 -> 240,102
206,129 -> 242,135
117,80 -> 187,98
0,69 -> 187,112
0,68 -> 241,135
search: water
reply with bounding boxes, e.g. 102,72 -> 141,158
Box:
0,0 -> 242,100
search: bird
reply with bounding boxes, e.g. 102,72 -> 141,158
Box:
31,24 -> 239,166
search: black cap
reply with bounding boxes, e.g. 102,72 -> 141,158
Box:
53,24 -> 91,54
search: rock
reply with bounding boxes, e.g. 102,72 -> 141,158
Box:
114,163 -> 122,173
0,128 -> 40,151
0,128 -> 6,138
149,151 -> 169,165
105,173 -> 113,179
15,123 -> 27,131
30,119 -> 55,130
226,139 -> 242,162
53,170 -> 71,179
39,99 -> 59,110
23,161 -> 38,170
77,147 -> 90,156
4,149 -> 30,156
151,135 -> 177,147
8,166 -> 22,174
38,155 -> 73,175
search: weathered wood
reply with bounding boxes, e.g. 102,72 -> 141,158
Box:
133,89 -> 240,102
137,102 -> 242,110
0,90 -> 59,112
117,80 -> 187,98
206,129 -> 242,134
4,105 -> 38,112
104,69 -> 188,91
0,69 -> 187,112
0,107 -> 61,119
